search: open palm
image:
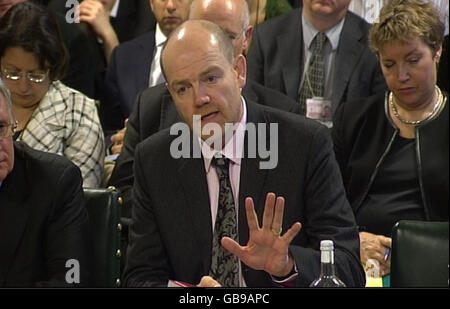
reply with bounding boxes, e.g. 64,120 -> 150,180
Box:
222,193 -> 302,277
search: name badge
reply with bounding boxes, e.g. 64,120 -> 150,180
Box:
306,97 -> 333,128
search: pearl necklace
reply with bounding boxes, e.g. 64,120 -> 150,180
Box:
390,86 -> 444,126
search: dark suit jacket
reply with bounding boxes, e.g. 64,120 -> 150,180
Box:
108,81 -> 299,219
0,142 -> 90,287
247,8 -> 387,112
332,93 -> 449,234
101,31 -> 156,134
49,0 -> 155,101
111,0 -> 156,42
123,100 -> 364,287
48,0 -> 155,43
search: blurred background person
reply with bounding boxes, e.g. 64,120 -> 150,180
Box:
101,0 -> 191,139
0,78 -> 90,287
48,0 -> 156,102
0,1 -> 105,187
247,0 -> 387,127
332,0 -> 448,277
0,0 -> 96,98
246,0 -> 292,54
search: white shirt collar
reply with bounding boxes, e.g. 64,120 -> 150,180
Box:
155,23 -> 168,47
201,97 -> 247,172
301,13 -> 346,51
110,0 -> 120,18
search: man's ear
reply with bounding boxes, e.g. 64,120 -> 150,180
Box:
234,54 -> 247,89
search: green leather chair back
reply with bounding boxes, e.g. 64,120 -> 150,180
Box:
83,187 -> 122,287
391,220 -> 449,287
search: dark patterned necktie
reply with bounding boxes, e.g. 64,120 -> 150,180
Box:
298,32 -> 327,114
209,155 -> 239,287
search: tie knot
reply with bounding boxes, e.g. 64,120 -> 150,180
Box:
312,32 -> 327,52
212,155 -> 230,178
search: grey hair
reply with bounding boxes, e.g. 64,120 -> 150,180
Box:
0,78 -> 14,122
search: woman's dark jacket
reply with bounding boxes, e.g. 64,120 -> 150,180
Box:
332,92 -> 448,222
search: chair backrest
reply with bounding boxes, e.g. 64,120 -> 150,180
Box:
391,220 -> 449,288
83,187 -> 122,287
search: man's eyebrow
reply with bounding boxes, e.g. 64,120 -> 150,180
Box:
171,66 -> 223,87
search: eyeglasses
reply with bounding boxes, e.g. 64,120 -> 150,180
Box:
0,121 -> 17,139
1,67 -> 49,83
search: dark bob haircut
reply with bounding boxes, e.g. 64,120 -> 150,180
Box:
0,1 -> 68,81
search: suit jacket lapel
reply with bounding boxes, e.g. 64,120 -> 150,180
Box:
238,101 -> 270,245
176,140 -> 213,273
281,9 -> 303,100
137,33 -> 156,92
159,92 -> 181,130
332,13 -> 366,110
0,144 -> 31,282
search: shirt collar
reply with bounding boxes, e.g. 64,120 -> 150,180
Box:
201,97 -> 247,173
110,0 -> 120,18
155,23 -> 168,47
301,13 -> 346,51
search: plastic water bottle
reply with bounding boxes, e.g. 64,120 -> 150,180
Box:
309,240 -> 346,287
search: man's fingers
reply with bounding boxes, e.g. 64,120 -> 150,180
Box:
270,197 -> 285,236
245,197 -> 259,231
197,276 -> 221,287
221,236 -> 242,259
261,192 -> 276,230
281,222 -> 302,243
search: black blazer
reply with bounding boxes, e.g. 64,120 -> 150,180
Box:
0,142 -> 90,287
101,31 -> 156,134
247,8 -> 387,112
123,101 -> 364,287
108,81 -> 300,219
332,93 -> 449,224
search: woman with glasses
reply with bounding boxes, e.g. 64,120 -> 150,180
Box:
332,0 -> 448,278
0,1 -> 104,188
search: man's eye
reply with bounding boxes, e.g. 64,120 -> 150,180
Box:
177,86 -> 187,95
207,76 -> 217,83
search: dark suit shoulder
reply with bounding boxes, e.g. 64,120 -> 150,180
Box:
346,11 -> 371,32
248,100 -> 326,139
335,92 -> 386,124
255,7 -> 302,36
139,83 -> 169,103
14,142 -> 82,184
244,80 -> 299,113
114,31 -> 155,57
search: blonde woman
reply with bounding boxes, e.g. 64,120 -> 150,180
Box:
333,0 -> 448,276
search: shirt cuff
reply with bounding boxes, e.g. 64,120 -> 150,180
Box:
270,261 -> 298,287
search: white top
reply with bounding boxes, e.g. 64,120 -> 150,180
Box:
16,81 -> 105,188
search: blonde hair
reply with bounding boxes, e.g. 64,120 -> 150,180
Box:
369,0 -> 445,55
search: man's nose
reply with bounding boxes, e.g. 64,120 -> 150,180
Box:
193,83 -> 210,107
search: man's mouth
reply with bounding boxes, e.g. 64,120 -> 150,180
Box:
201,111 -> 219,121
